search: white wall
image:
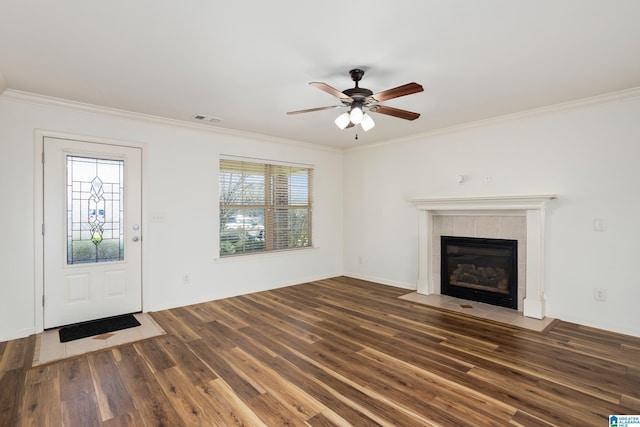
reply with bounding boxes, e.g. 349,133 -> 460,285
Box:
2,91 -> 639,342
343,95 -> 640,337
0,97 -> 344,342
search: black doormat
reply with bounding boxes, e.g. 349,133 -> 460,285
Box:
59,314 -> 141,343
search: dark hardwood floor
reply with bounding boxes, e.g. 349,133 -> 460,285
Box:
1,276 -> 639,426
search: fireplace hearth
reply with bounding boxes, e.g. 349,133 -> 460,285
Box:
441,236 -> 518,309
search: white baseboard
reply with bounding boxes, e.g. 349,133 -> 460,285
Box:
145,272 -> 343,313
0,327 -> 37,343
342,272 -> 416,291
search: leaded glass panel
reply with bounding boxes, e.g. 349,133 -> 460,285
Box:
67,156 -> 124,264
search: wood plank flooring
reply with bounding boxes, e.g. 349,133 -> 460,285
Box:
1,276 -> 639,426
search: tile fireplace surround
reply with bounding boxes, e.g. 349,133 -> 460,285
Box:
410,195 -> 556,319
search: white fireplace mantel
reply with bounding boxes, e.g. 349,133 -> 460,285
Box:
410,194 -> 557,319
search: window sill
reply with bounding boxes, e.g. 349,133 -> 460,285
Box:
214,246 -> 318,263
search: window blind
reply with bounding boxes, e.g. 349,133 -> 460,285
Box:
219,158 -> 313,256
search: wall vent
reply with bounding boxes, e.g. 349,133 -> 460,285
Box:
193,114 -> 222,123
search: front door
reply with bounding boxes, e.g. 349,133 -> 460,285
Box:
43,137 -> 142,329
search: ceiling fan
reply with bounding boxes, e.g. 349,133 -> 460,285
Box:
287,68 -> 424,132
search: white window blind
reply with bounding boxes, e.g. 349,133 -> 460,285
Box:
219,158 -> 313,256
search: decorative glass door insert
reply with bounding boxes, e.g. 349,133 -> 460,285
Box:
67,155 -> 124,264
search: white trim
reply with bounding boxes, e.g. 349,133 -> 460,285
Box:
4,86 -> 639,154
410,194 -> 556,319
409,195 -> 557,211
346,87 -> 640,153
220,154 -> 314,169
35,128 -> 146,149
342,273 -> 415,291
145,273 -> 341,313
214,246 -> 319,262
34,129 -> 147,334
3,89 -> 341,153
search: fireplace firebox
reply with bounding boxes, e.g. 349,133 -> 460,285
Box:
441,236 -> 518,309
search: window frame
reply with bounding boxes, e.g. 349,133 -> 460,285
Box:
219,156 -> 313,257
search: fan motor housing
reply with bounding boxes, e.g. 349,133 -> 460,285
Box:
342,87 -> 373,99
344,68 -> 372,100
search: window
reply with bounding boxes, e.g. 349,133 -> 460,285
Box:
67,156 -> 124,264
219,157 -> 313,256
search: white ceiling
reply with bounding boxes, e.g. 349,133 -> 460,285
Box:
1,0 -> 639,148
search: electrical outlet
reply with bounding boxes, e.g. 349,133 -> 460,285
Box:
483,175 -> 492,184
594,288 -> 606,302
182,273 -> 191,285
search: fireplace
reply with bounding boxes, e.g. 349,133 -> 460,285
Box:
441,236 -> 518,309
411,195 -> 556,319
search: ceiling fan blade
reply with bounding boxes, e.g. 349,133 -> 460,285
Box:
309,82 -> 353,100
370,82 -> 424,103
369,105 -> 421,121
287,105 -> 342,115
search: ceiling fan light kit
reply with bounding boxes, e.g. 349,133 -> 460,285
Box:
360,113 -> 375,131
334,112 -> 351,130
288,68 -> 423,136
349,105 -> 364,124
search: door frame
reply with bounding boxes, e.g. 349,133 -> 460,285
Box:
34,129 -> 147,333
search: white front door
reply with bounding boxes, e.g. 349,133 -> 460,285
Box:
43,137 -> 142,329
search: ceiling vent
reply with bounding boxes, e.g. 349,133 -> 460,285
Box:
193,114 -> 222,123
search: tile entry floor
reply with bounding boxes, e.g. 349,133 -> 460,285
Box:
33,312 -> 166,366
399,292 -> 556,332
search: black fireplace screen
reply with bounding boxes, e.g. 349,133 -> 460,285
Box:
441,236 -> 518,309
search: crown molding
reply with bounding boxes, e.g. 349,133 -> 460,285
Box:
3,86 -> 639,154
347,86 -> 640,153
0,89 -> 342,153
